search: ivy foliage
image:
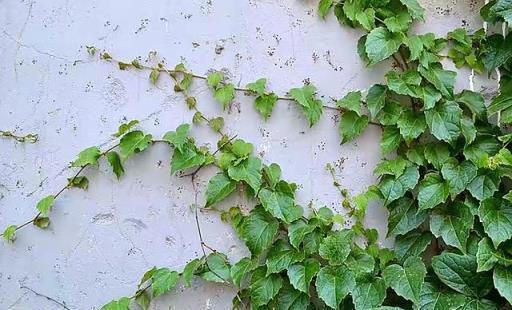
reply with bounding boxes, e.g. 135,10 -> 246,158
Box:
2,1 -> 512,309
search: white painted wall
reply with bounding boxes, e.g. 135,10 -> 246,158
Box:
0,0 -> 487,309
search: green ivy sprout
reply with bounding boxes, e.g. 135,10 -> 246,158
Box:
2,0 -> 512,309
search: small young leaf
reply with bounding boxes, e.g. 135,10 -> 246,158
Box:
182,258 -> 203,287
71,146 -> 101,167
101,297 -> 130,310
149,69 -> 160,85
151,268 -> 179,298
106,152 -> 124,179
318,0 -> 334,18
246,78 -> 267,95
199,252 -> 231,283
339,111 -> 369,143
68,176 -> 89,190
163,124 -> 190,152
36,195 -> 55,217
113,120 -> 139,138
209,117 -> 224,132
2,225 -> 17,243
289,85 -> 323,127
207,71 -> 224,88
254,93 -> 278,120
337,91 -> 362,116
214,84 -> 235,109
33,217 -> 50,229
119,131 -> 153,160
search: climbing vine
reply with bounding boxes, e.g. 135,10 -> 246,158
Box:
2,0 -> 512,309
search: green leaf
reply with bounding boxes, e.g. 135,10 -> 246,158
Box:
205,173 -> 237,207
366,84 -> 387,118
36,195 -> 55,217
383,256 -> 426,303
493,265 -> 512,304
373,157 -> 408,178
170,143 -> 206,174
406,144 -> 426,166
399,0 -> 425,20
273,285 -> 310,310
441,159 -> 477,198
250,267 -> 283,307
71,146 -> 101,167
482,34 -> 512,72
365,27 -> 404,65
289,85 -> 323,127
135,291 -> 150,310
476,238 -> 499,272
151,268 -> 179,298
67,176 -> 89,190
386,71 -> 422,98
287,258 -> 321,293
231,257 -> 255,288
2,225 -> 16,243
396,110 -> 426,143
491,0 -> 512,23
387,196 -> 427,237
418,173 -> 449,210
199,252 -> 231,283
424,143 -> 450,170
379,165 -> 420,204
337,91 -> 362,115
464,136 -> 501,167
467,170 -> 500,201
394,231 -> 431,263
352,277 -> 386,310
356,8 -> 376,31
430,202 -> 474,252
318,0 -> 334,18
418,282 -> 466,310
479,197 -> 512,247
339,111 -> 369,143
456,90 -> 486,120
246,78 -> 267,95
376,100 -> 404,125
182,258 -> 202,287
254,93 -> 278,120
207,71 -> 224,88
106,152 -> 124,179
383,11 -> 412,33
460,117 -> 477,145
258,188 -> 302,224
266,239 -> 304,275
319,229 -> 354,265
241,206 -> 279,255
113,120 -> 139,138
228,156 -> 262,192
315,265 -> 355,309
459,298 -> 498,310
418,64 -> 456,98
288,220 -> 315,249
119,130 -> 152,160
33,217 -> 50,229
263,163 -> 281,189
381,126 -> 401,154
101,297 -> 131,310
214,84 -> 235,109
163,124 -> 190,152
424,101 -> 462,143
432,252 -> 493,297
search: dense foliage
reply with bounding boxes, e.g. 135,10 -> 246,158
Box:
2,0 -> 512,309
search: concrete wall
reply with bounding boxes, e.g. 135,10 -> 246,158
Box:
0,0 -> 487,309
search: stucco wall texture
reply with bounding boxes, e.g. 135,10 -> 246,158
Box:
0,0 -> 493,309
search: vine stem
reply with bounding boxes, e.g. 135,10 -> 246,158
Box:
104,54 -> 382,128
0,143 -> 119,237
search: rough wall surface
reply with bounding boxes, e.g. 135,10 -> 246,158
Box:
0,0 -> 487,309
